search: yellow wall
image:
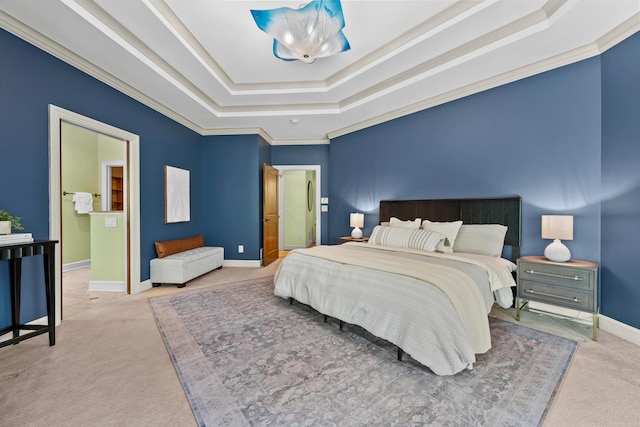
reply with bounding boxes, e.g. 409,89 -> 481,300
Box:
89,212 -> 124,282
283,170 -> 316,249
61,123 -> 99,264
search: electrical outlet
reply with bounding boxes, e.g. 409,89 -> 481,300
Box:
238,245 -> 244,253
321,205 -> 328,212
104,217 -> 117,228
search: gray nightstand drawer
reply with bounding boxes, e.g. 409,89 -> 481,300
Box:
516,255 -> 599,340
518,261 -> 594,290
518,279 -> 594,311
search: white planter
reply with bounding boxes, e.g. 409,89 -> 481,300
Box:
0,221 -> 11,234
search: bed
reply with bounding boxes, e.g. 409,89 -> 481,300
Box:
273,197 -> 522,375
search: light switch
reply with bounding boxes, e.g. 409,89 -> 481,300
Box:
105,217 -> 117,228
321,197 -> 329,204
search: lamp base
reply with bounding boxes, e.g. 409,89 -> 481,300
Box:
351,227 -> 363,239
544,239 -> 571,262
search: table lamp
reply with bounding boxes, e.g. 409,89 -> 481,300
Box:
350,213 -> 364,238
541,215 -> 573,262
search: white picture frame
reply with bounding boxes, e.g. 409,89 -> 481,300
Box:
165,165 -> 190,223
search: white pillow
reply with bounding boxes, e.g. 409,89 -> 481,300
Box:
421,220 -> 463,253
389,217 -> 421,229
453,224 -> 508,257
369,225 -> 445,252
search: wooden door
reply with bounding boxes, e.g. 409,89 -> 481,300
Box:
263,163 -> 279,266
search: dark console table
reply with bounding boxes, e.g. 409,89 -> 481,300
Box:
0,240 -> 58,348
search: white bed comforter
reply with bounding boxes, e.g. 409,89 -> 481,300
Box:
273,242 -> 516,375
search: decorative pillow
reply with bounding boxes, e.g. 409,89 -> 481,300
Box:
389,217 -> 422,229
453,224 -> 508,257
421,220 -> 463,253
369,225 -> 445,252
154,235 -> 205,258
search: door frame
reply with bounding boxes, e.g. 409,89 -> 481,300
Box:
48,105 -> 141,326
273,165 -> 321,247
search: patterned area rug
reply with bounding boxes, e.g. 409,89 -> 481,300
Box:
149,277 -> 576,426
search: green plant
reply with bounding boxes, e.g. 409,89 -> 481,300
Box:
0,210 -> 24,231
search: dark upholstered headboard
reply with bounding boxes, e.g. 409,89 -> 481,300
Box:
379,196 -> 522,260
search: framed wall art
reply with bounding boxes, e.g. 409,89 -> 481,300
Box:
164,165 -> 190,223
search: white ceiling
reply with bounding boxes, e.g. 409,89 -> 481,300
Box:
1,1 -> 639,144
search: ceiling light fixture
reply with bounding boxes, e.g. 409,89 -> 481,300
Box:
251,0 -> 350,64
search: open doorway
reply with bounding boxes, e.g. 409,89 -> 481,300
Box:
274,165 -> 321,251
61,123 -> 127,295
48,105 -> 141,326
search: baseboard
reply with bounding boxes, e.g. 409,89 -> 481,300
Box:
528,301 -> 640,345
600,315 -> 640,347
135,279 -> 153,294
63,259 -> 90,272
284,244 -> 306,250
223,259 -> 262,268
88,280 -> 125,292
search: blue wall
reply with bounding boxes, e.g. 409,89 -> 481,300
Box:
202,135 -> 265,260
0,29 -> 203,327
330,57 -> 602,262
271,144 -> 330,244
601,32 -> 640,329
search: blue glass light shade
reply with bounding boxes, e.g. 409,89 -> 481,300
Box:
251,0 -> 350,64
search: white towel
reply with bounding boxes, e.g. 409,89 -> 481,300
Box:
72,192 -> 94,214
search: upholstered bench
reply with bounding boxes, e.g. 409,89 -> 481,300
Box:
150,235 -> 223,288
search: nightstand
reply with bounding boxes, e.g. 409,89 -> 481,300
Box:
338,236 -> 369,244
516,255 -> 599,340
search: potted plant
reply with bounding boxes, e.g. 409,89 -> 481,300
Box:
0,210 -> 24,234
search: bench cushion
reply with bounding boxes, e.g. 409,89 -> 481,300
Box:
150,246 -> 224,285
154,235 -> 204,258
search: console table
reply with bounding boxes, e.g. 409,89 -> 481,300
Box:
0,240 -> 58,348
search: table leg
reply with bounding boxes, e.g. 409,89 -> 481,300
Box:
9,258 -> 22,340
43,248 -> 56,346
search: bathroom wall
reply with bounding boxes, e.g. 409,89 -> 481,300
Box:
89,212 -> 125,292
61,123 -> 99,266
283,170 -> 306,249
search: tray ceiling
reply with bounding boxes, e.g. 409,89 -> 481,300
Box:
1,0 -> 639,144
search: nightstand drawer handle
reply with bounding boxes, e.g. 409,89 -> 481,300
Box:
525,269 -> 582,281
525,288 -> 582,303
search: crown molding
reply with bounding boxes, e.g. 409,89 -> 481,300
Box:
327,20 -> 640,140
0,9 -> 204,135
596,12 -> 640,53
270,139 -> 330,146
3,6 -> 638,146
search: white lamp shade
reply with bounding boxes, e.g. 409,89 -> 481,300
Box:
350,213 -> 364,228
541,215 -> 573,240
350,212 -> 364,238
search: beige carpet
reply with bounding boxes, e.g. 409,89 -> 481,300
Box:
1,259 -> 639,426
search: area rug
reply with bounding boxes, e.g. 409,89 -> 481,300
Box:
149,277 -> 577,426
